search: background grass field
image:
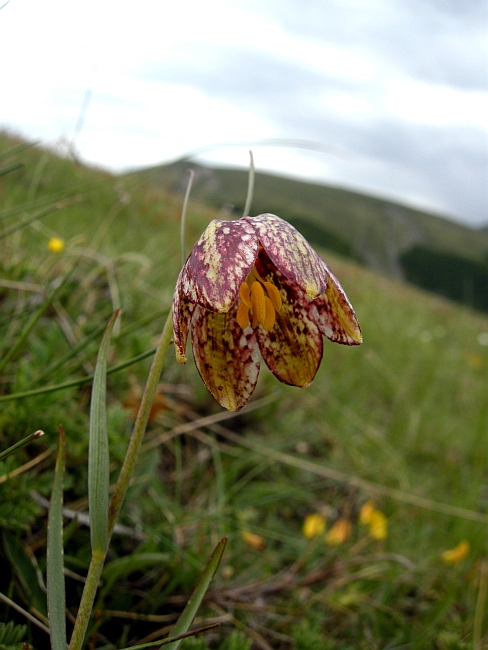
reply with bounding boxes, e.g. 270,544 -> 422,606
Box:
0,131 -> 487,649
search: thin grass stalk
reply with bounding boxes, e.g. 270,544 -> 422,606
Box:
46,426 -> 67,650
0,346 -> 157,403
242,150 -> 255,218
0,429 -> 44,462
35,321 -> 107,383
68,312 -> 173,650
0,200 -> 75,241
180,169 -> 195,266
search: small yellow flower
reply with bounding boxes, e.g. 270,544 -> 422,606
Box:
368,509 -> 388,540
325,518 -> 352,546
441,540 -> 470,565
359,501 -> 388,540
48,237 -> 65,253
242,530 -> 266,550
302,513 -> 326,539
359,501 -> 376,525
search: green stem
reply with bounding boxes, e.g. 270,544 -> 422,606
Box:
68,313 -> 174,650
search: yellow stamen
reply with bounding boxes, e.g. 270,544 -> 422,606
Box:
262,296 -> 276,330
239,282 -> 252,308
236,301 -> 250,328
264,281 -> 282,311
251,281 -> 266,327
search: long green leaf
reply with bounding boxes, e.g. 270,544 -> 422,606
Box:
2,530 -> 48,618
47,425 -> 67,650
162,537 -> 227,650
118,624 -> 219,650
0,429 -> 44,462
0,201 -> 66,241
0,346 -> 156,404
88,310 -> 119,554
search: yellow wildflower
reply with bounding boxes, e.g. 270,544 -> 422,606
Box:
368,509 -> 388,540
325,518 -> 352,546
359,501 -> 388,540
302,513 -> 326,539
359,501 -> 376,525
48,237 -> 65,253
441,540 -> 470,565
242,530 -> 266,550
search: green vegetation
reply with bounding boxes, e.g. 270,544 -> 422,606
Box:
0,131 -> 487,648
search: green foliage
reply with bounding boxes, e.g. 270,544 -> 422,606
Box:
0,621 -> 27,650
401,244 -> 488,311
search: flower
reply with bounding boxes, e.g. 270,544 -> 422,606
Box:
242,530 -> 266,550
303,513 -> 327,539
173,213 -> 362,411
325,518 -> 352,546
48,237 -> 65,253
359,501 -> 388,540
441,540 -> 470,565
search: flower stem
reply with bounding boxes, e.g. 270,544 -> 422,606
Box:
68,313 -> 174,650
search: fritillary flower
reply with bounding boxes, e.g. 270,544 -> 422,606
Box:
173,213 -> 362,411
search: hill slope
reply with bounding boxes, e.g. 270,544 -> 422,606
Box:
128,160 -> 488,312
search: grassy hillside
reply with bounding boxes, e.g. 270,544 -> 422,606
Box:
129,160 -> 488,312
1,131 -> 487,648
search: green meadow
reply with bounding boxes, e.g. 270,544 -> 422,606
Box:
0,131 -> 487,649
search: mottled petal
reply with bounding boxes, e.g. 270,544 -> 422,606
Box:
244,214 -> 328,299
309,262 -> 362,345
191,303 -> 260,411
172,268 -> 195,364
255,257 -> 323,387
182,219 -> 258,312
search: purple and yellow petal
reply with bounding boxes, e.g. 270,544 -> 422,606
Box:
191,304 -> 261,411
309,263 -> 362,345
182,219 -> 258,312
244,214 -> 328,299
255,259 -> 323,387
172,272 -> 195,364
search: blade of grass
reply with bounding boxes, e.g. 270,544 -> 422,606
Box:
242,150 -> 255,218
0,189 -> 78,221
118,624 -> 220,650
35,321 -> 107,383
2,530 -> 48,618
0,161 -> 23,176
162,537 -> 227,650
0,197 -> 79,241
47,425 -> 67,650
0,429 -> 44,462
0,138 -> 38,163
89,310 -> 119,555
0,346 -> 157,403
0,591 -> 50,635
0,263 -> 76,375
180,169 -> 194,266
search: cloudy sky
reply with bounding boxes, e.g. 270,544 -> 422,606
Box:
0,0 -> 487,225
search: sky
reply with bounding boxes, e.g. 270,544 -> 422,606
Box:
0,0 -> 487,226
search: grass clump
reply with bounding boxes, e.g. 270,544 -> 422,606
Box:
0,132 -> 487,648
